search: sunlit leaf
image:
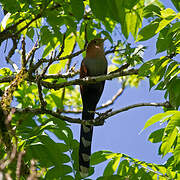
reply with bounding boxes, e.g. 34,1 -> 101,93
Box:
103,155 -> 121,176
148,128 -> 165,143
143,111 -> 177,130
168,78 -> 180,109
174,134 -> 180,165
117,160 -> 129,176
137,19 -> 160,41
160,111 -> 180,156
91,151 -> 115,165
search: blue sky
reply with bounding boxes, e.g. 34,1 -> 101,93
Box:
0,0 -> 179,179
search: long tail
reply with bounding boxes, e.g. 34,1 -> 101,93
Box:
79,108 -> 94,177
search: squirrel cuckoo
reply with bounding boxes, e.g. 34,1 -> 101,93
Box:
79,38 -> 107,177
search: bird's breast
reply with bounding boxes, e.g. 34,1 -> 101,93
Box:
84,57 -> 107,76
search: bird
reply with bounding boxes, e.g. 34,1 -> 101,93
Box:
79,38 -> 107,177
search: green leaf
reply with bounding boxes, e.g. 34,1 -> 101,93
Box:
60,175 -> 74,180
102,19 -> 116,33
160,8 -> 176,18
26,144 -> 54,167
149,58 -> 171,88
0,68 -> 13,77
138,60 -> 154,77
160,111 -> 180,156
174,134 -> 180,165
155,10 -> 177,34
49,94 -> 63,109
143,4 -> 162,18
89,0 -> 108,21
40,26 -> 53,46
45,165 -> 72,179
144,0 -> 165,9
35,135 -> 70,166
71,140 -> 79,171
97,175 -> 125,180
136,168 -> 152,179
143,111 -> 177,130
161,128 -> 178,156
171,0 -> 180,11
117,160 -> 129,176
48,63 -> 67,74
46,10 -> 63,29
90,151 -> 115,165
42,36 -> 60,58
70,0 -> 84,21
126,0 -> 144,39
103,155 -> 121,176
137,19 -> 160,41
168,78 -> 180,109
26,27 -> 34,41
124,0 -> 141,9
156,29 -> 171,53
90,0 -> 144,39
0,0 -> 21,13
165,62 -> 179,79
148,128 -> 165,143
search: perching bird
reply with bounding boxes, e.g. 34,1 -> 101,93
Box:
79,38 -> 107,177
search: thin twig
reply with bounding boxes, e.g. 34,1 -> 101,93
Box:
27,40 -> 39,63
16,151 -> 26,180
0,144 -> 17,170
105,48 -> 126,55
5,173 -> 12,180
37,76 -> 47,109
84,23 -> 88,48
27,160 -> 38,180
41,70 -> 80,79
32,48 -> 85,73
109,63 -> 130,74
94,102 -> 171,124
57,33 -> 66,58
61,41 -> 77,109
97,82 -> 126,110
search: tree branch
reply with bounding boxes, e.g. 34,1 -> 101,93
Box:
32,48 -> 85,72
63,82 -> 126,114
94,102 -> 171,124
21,37 -> 26,67
14,101 -> 170,126
0,69 -> 138,90
39,68 -> 138,90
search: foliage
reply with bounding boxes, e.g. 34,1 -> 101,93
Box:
0,0 -> 180,179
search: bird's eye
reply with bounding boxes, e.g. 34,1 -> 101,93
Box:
94,40 -> 97,44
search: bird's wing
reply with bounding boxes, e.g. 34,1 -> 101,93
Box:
80,58 -> 88,79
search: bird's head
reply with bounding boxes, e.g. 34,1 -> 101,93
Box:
86,38 -> 106,57
87,38 -> 106,49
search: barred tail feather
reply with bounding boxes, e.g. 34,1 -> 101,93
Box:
79,108 -> 94,177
